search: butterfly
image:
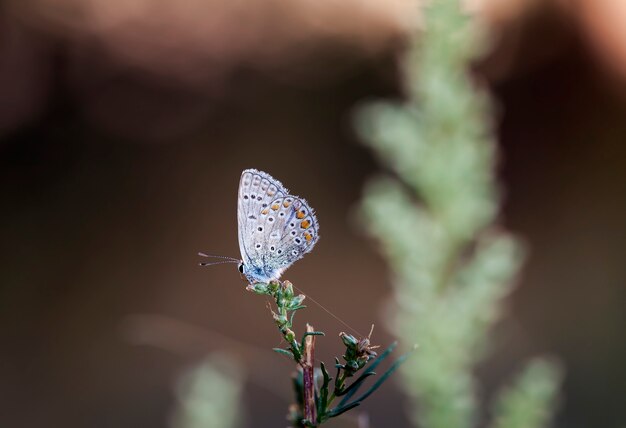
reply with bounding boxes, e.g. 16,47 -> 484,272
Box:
201,169 -> 320,284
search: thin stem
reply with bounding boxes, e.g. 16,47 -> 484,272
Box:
302,324 -> 317,424
327,371 -> 347,406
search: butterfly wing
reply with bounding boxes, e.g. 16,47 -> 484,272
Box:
237,169 -> 320,282
237,169 -> 287,276
270,197 -> 319,269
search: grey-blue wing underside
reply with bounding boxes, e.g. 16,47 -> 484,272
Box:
237,169 -> 319,282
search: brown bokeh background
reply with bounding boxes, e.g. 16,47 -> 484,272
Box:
1,1 -> 625,427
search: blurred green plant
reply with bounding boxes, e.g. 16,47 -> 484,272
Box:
248,280 -> 409,427
491,360 -> 562,428
171,354 -> 244,428
356,1 -> 563,428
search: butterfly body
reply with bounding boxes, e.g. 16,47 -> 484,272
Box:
237,169 -> 319,284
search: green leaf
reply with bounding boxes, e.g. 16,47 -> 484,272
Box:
289,310 -> 298,327
300,331 -> 325,351
273,348 -> 295,360
335,372 -> 376,397
351,351 -> 411,404
319,362 -> 332,416
291,294 -> 306,307
247,282 -> 270,295
327,401 -> 361,418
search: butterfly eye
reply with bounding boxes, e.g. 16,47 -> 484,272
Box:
238,263 -> 244,273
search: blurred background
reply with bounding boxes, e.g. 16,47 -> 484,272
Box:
1,0 -> 625,427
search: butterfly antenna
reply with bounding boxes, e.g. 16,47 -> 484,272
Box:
199,260 -> 239,267
291,284 -> 364,337
198,252 -> 239,262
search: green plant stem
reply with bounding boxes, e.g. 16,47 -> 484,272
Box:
326,371 -> 347,408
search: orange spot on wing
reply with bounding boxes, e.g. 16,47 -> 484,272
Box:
300,220 -> 311,229
304,233 -> 313,242
261,209 -> 269,215
283,201 -> 291,208
296,211 -> 306,219
271,204 -> 280,210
